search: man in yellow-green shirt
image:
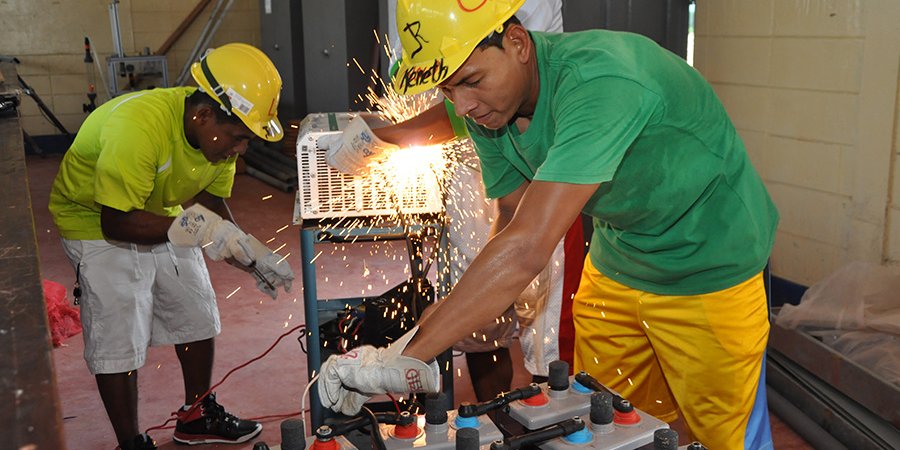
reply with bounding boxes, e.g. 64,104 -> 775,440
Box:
49,43 -> 293,450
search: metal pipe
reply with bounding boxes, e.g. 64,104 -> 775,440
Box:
108,0 -> 124,58
245,166 -> 294,192
192,0 -> 235,69
243,153 -> 297,183
766,387 -> 848,450
249,142 -> 299,169
243,148 -> 297,176
300,227 -> 322,429
175,0 -> 227,85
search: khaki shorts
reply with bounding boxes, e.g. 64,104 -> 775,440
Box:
61,239 -> 221,374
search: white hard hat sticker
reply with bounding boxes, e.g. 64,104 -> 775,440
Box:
226,87 -> 254,116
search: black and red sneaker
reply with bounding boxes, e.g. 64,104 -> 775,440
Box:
173,393 -> 262,445
119,433 -> 157,450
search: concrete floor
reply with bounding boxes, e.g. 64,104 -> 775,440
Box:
26,154 -> 813,449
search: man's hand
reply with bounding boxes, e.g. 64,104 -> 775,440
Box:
245,235 -> 294,299
322,116 -> 399,176
168,204 -> 253,265
318,326 -> 440,416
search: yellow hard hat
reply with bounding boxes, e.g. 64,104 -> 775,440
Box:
392,0 -> 525,96
190,43 -> 284,142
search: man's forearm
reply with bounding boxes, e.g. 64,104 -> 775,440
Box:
100,193 -> 233,245
401,180 -> 598,362
402,227 -> 550,361
100,207 -> 174,244
373,103 -> 455,147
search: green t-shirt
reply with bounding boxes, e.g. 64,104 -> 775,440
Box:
49,87 -> 236,240
467,31 -> 779,295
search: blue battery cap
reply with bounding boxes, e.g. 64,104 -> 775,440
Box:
563,426 -> 593,444
571,380 -> 592,394
454,415 -> 480,429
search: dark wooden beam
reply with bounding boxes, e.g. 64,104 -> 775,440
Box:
0,61 -> 66,450
156,0 -> 213,56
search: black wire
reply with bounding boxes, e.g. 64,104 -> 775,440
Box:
360,406 -> 387,450
421,216 -> 446,277
295,327 -> 308,354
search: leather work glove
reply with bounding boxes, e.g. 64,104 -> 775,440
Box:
322,116 -> 399,176
244,234 -> 294,299
318,326 -> 441,416
168,204 -> 253,265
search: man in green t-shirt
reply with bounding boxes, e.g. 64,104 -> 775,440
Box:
323,0 -> 576,405
318,1 -> 778,449
49,43 -> 293,450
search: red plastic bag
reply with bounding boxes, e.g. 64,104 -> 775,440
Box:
43,280 -> 82,347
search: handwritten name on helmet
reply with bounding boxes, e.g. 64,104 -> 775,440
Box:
396,58 -> 449,94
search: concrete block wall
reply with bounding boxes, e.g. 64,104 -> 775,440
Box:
694,0 -> 900,286
0,0 -> 260,136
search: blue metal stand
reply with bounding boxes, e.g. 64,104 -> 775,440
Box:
301,221 -> 452,429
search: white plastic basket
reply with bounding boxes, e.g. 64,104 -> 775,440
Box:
292,112 -> 444,223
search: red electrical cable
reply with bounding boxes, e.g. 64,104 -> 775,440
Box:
142,324 -> 307,438
385,393 -> 402,414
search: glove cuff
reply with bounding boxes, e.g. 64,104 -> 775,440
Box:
325,116 -> 399,176
345,116 -> 399,151
245,234 -> 271,261
382,326 -> 441,394
168,204 -> 223,247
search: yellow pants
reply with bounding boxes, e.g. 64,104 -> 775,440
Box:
573,257 -> 773,449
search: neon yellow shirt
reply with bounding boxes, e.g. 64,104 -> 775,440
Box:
467,31 -> 778,295
49,87 -> 236,240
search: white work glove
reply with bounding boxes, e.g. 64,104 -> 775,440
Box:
168,204 -> 253,265
318,326 -> 441,416
245,234 -> 294,299
322,116 -> 399,176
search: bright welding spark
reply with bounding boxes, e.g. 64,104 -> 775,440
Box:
277,252 -> 291,264
226,286 -> 241,298
352,57 -> 365,74
309,251 -> 323,264
261,195 -> 273,200
276,224 -> 289,233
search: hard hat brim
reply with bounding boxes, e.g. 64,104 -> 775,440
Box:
254,116 -> 284,142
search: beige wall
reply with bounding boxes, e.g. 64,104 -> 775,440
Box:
0,0 -> 260,135
694,0 -> 900,285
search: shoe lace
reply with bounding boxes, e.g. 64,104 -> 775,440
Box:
203,397 -> 242,430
